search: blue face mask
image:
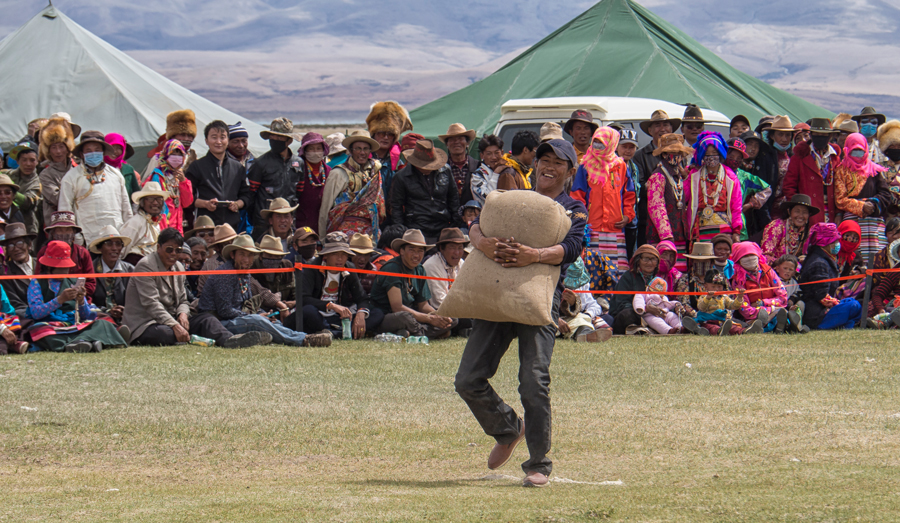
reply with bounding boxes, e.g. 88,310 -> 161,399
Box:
761,130 -> 770,143
850,149 -> 866,159
773,141 -> 791,152
830,243 -> 841,255
860,123 -> 878,138
84,151 -> 104,167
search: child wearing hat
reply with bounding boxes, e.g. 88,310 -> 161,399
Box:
633,276 -> 684,334
459,200 -> 482,234
683,270 -> 756,336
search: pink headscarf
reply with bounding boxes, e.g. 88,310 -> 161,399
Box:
842,132 -> 886,178
656,240 -> 681,293
582,127 -> 623,187
104,133 -> 128,169
804,222 -> 841,252
729,242 -> 766,290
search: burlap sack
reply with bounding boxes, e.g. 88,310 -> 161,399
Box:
437,190 -> 571,326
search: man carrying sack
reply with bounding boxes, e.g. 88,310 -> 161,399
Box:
453,139 -> 587,488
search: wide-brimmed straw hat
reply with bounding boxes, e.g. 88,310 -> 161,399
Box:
131,181 -> 170,204
72,130 -> 115,157
260,117 -> 295,140
209,224 -> 238,246
44,211 -> 81,233
391,229 -> 434,252
39,240 -> 76,269
0,173 -> 19,193
563,110 -> 599,136
539,122 -> 564,143
88,224 -> 132,254
185,215 -> 216,239
222,234 -> 262,259
403,139 -> 448,171
780,194 -> 821,218
652,133 -> 694,156
767,115 -> 795,133
342,129 -> 379,150
325,133 -> 347,156
257,235 -> 289,256
684,242 -> 718,260
349,233 -> 375,254
0,222 -> 35,244
260,197 -> 299,218
438,123 -> 477,143
318,231 -> 356,257
436,227 -> 469,246
640,109 -> 682,135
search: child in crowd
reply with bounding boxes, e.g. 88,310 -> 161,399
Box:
684,270 -> 758,336
458,200 -> 482,234
559,258 -> 613,342
633,276 -> 683,334
773,253 -> 808,332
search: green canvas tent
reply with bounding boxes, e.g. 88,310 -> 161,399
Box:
0,5 -> 270,169
410,0 -> 833,140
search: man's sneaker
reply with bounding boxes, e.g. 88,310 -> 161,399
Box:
223,331 -> 273,349
65,341 -> 92,353
116,324 -> 131,342
798,325 -> 811,334
867,317 -> 884,330
487,418 -> 525,470
523,471 -> 550,488
91,341 -> 103,353
719,319 -> 733,336
576,328 -> 612,343
788,309 -> 803,332
774,308 -> 788,333
757,309 -> 769,326
744,320 -> 764,334
13,341 -> 28,354
303,331 -> 333,347
682,316 -> 703,335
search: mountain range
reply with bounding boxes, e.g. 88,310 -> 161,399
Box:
2,0 -> 897,122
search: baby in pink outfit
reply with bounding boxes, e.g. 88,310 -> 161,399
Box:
633,277 -> 684,334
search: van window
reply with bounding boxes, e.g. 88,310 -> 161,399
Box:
496,121 -> 730,152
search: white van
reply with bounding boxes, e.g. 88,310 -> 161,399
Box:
493,96 -> 731,149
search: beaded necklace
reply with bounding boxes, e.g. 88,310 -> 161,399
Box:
306,161 -> 326,187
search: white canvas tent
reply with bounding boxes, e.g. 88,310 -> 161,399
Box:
0,5 -> 269,169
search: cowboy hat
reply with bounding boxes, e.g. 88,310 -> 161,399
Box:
0,173 -> 20,193
640,109 -> 682,136
836,119 -> 859,134
539,122 -> 564,143
0,222 -> 35,244
684,242 -> 718,260
438,123 -> 477,143
391,229 -> 434,252
185,215 -> 216,239
39,241 -> 77,269
209,224 -> 238,246
318,231 -> 355,257
563,110 -> 599,136
780,193 -> 821,218
88,224 -> 132,254
72,130 -> 115,157
349,233 -> 375,254
44,211 -> 81,233
131,181 -> 170,204
260,197 -> 299,218
221,234 -> 262,259
260,117 -> 295,140
807,118 -> 838,134
767,115 -> 796,133
325,133 -> 347,156
341,129 -> 380,150
681,104 -> 709,123
402,139 -> 448,171
652,133 -> 694,157
436,227 -> 468,246
49,112 -> 82,138
852,106 -> 886,127
257,235 -> 289,257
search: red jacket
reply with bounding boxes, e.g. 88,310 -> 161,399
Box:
781,140 -> 840,226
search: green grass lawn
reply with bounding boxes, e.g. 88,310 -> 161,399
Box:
2,330 -> 898,522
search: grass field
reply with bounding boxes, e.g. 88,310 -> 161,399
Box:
2,330 -> 898,522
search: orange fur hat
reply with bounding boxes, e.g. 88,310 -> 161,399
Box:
366,101 -> 413,138
38,117 -> 77,162
166,109 -> 197,139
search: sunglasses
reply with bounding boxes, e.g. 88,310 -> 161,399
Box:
162,246 -> 179,254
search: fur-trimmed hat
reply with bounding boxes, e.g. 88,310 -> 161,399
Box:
38,117 -> 77,163
166,109 -> 197,140
877,120 -> 900,152
366,101 -> 413,139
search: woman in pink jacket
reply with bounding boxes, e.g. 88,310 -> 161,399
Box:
684,131 -> 743,245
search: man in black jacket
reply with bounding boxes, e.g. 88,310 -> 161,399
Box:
391,139 -> 460,244
300,232 -> 384,339
248,117 -> 302,235
186,121 -> 252,231
439,123 -> 479,203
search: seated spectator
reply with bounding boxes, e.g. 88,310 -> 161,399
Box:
252,235 -> 295,303
871,217 -> 900,289
470,134 -> 522,205
197,224 -> 238,296
178,244 -> 192,267
608,245 -> 659,334
0,174 -> 25,226
89,225 -> 134,331
0,283 -> 27,354
676,242 -> 720,322
184,236 -> 208,300
711,233 -> 735,278
120,181 -> 170,264
369,229 -> 457,338
799,223 -> 862,330
300,232 -> 384,339
349,233 -> 377,294
36,212 -> 96,299
371,224 -> 407,270
837,220 -> 862,277
256,198 -> 297,248
867,238 -> 900,328
24,241 -> 127,352
0,223 -> 36,317
772,253 -> 805,331
423,227 -> 472,336
124,228 -> 269,348
184,215 -> 216,246
762,194 -> 817,263
731,242 -> 789,332
656,240 -> 682,298
634,277 -> 684,334
198,234 -> 331,347
458,200 -> 482,234
287,226 -> 319,264
686,270 -> 757,335
391,139 -> 460,243
559,258 -> 612,342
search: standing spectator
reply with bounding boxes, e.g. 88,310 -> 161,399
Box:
724,138 -> 771,240
470,135 -> 523,205
563,110 -> 598,163
680,104 -> 707,147
634,110 -> 682,245
295,132 -> 331,233
58,131 -> 133,245
391,139 -> 460,243
226,121 -> 255,171
23,117 -> 49,144
142,110 -> 198,181
6,141 -> 42,235
503,130 -> 539,189
89,225 -> 134,330
439,123 -> 479,203
143,139 -> 194,233
684,131 -> 743,245
851,107 -> 887,163
834,132 -> 891,261
318,131 -> 385,239
35,212 -> 96,299
765,116 -> 797,209
119,182 -> 171,264
782,118 -> 841,225
248,117 -> 301,235
103,133 -> 142,201
617,128 -> 641,259
186,120 -> 252,232
325,133 -> 348,168
645,134 -> 693,272
366,101 -> 414,202
739,130 -> 778,211
729,115 -> 751,139
38,116 -> 78,227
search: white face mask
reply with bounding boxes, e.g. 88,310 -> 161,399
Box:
739,255 -> 759,270
305,151 -> 325,164
167,155 -> 184,169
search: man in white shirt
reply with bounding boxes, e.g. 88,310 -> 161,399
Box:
423,227 -> 472,336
